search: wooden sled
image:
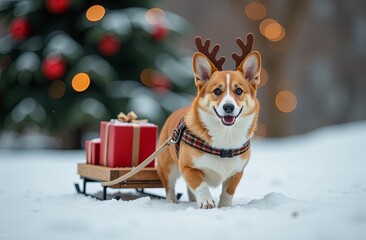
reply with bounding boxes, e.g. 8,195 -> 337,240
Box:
75,163 -> 181,200
75,138 -> 183,200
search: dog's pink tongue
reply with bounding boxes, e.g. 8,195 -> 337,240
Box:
222,116 -> 235,125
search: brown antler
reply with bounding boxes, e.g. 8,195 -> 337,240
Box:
195,36 -> 226,71
232,33 -> 254,68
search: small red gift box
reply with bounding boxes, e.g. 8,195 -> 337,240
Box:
85,138 -> 100,165
99,117 -> 157,168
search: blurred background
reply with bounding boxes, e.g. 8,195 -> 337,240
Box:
0,0 -> 365,149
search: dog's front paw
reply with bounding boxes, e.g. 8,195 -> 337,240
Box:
192,182 -> 215,209
166,198 -> 178,204
166,192 -> 178,204
197,198 -> 216,209
218,198 -> 232,208
218,193 -> 233,208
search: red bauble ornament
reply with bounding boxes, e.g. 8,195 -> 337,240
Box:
151,23 -> 168,42
153,74 -> 172,95
42,56 -> 66,80
46,0 -> 70,15
98,35 -> 121,56
9,17 -> 30,41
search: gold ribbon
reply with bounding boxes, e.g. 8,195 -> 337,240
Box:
87,141 -> 92,164
117,111 -> 148,124
102,112 -> 148,167
103,122 -> 112,166
131,123 -> 140,167
118,111 -> 148,167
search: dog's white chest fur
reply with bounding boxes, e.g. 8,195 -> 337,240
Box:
192,154 -> 248,187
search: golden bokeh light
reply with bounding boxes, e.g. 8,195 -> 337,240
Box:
275,91 -> 297,113
258,68 -> 268,88
145,8 -> 165,25
72,73 -> 90,92
245,2 -> 267,20
271,25 -> 286,42
48,80 -> 66,99
259,19 -> 276,35
260,18 -> 286,42
264,22 -> 282,39
86,5 -> 106,22
140,69 -> 156,87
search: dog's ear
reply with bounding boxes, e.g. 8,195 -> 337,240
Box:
237,51 -> 261,89
192,52 -> 217,88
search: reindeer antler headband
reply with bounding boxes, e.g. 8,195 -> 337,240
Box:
194,33 -> 254,70
194,37 -> 226,70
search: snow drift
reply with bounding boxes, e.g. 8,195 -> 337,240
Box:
1,121 -> 366,240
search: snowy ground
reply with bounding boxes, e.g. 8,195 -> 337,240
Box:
1,121 -> 366,240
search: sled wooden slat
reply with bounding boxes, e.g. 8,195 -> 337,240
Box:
77,163 -> 163,189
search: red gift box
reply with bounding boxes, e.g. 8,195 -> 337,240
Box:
85,138 -> 100,165
99,121 -> 157,168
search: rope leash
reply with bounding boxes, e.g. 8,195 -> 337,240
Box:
101,137 -> 174,187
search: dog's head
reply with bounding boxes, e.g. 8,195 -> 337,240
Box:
192,34 -> 261,128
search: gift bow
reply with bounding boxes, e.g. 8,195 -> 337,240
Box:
117,111 -> 148,123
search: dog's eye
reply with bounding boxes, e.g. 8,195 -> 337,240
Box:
235,88 -> 243,95
213,88 -> 222,96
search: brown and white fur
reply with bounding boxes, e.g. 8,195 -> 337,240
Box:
157,50 -> 261,209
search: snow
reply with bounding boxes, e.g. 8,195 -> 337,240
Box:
1,121 -> 366,240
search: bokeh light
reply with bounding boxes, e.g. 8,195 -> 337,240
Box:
260,19 -> 276,35
260,18 -> 285,42
140,68 -> 172,94
271,25 -> 286,42
140,69 -> 156,87
86,5 -> 105,22
145,8 -> 165,25
275,91 -> 297,113
245,2 -> 267,20
264,22 -> 281,39
48,80 -> 66,99
72,72 -> 90,92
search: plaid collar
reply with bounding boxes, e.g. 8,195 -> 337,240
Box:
172,117 -> 250,158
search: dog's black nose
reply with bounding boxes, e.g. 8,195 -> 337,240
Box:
223,103 -> 235,114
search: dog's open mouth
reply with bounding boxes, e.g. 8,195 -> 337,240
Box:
213,107 -> 243,126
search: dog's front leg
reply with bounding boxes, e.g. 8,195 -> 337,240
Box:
181,166 -> 215,209
218,170 -> 244,208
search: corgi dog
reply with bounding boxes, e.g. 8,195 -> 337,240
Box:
157,34 -> 261,209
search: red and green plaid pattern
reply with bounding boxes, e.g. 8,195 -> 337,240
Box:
172,117 -> 250,158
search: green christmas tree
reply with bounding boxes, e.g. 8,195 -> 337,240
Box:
0,0 -> 194,148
